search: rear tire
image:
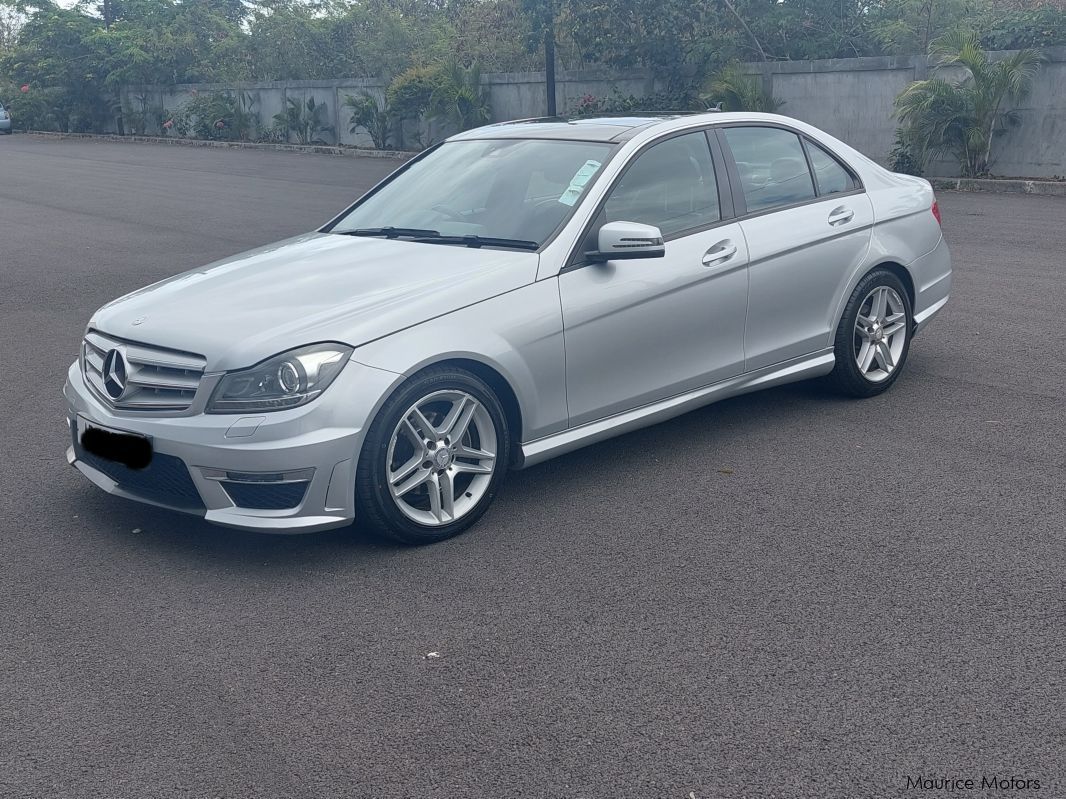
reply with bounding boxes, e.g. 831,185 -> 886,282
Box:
356,366 -> 511,545
826,268 -> 912,398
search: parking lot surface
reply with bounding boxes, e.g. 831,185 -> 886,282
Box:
1,135 -> 1064,798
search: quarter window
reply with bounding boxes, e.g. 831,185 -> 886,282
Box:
724,127 -> 816,213
805,140 -> 855,195
603,132 -> 720,237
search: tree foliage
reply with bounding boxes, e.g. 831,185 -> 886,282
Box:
1,0 -> 1063,136
895,31 -> 1043,175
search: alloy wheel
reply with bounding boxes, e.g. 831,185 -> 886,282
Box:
385,390 -> 498,526
854,285 -> 907,382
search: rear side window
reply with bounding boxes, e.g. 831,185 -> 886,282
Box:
603,131 -> 721,236
724,126 -> 816,213
806,141 -> 856,195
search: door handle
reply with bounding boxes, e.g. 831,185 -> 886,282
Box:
702,240 -> 738,267
828,206 -> 855,226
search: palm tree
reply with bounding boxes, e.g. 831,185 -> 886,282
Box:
345,92 -> 393,150
702,64 -> 783,113
895,31 -> 1042,177
429,60 -> 492,133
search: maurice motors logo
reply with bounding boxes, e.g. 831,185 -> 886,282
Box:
906,774 -> 1042,791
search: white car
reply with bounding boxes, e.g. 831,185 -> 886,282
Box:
65,112 -> 951,543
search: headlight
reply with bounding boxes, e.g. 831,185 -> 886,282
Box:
206,343 -> 353,413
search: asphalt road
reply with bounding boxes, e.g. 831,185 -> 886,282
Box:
1,135 -> 1064,799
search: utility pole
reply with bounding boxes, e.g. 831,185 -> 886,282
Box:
544,0 -> 557,116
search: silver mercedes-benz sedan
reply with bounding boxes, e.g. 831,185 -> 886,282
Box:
65,112 -> 951,543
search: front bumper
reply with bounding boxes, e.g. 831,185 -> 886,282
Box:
64,358 -> 398,533
0,119 -> 11,132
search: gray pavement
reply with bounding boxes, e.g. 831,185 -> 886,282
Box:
1,135 -> 1064,798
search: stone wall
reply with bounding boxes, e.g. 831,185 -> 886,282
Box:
125,48 -> 1066,177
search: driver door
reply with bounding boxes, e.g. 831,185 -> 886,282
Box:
558,130 -> 750,427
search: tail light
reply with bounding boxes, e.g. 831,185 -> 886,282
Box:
931,199 -> 942,227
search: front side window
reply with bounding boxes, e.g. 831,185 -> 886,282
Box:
602,132 -> 721,237
330,138 -> 615,247
724,126 -> 817,213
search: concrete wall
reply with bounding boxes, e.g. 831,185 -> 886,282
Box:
124,69 -> 664,150
125,49 -> 1065,177
742,47 -> 1066,178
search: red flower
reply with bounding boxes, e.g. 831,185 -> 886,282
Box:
20,84 -> 30,93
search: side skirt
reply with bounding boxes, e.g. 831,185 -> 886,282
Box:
516,349 -> 835,469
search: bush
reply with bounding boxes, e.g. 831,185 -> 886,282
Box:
428,60 -> 491,132
387,66 -> 443,123
345,92 -> 393,149
702,64 -> 783,113
272,96 -> 333,145
171,91 -> 259,141
895,32 -> 1042,177
0,84 -> 113,132
888,129 -> 924,176
569,87 -> 701,117
124,93 -> 168,136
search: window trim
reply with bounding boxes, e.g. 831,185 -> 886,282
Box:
714,122 -> 865,222
563,126 -> 734,272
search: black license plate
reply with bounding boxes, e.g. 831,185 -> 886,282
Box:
78,419 -> 153,470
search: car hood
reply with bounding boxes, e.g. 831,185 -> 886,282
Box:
91,233 -> 540,371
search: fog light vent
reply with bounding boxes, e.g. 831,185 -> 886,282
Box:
221,480 -> 309,510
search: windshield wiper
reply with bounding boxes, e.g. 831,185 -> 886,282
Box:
335,227 -> 538,251
338,226 -> 442,239
412,234 -> 539,251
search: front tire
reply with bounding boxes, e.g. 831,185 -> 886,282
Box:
356,366 -> 511,545
826,268 -> 912,397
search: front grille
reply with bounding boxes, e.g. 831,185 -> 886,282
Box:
73,429 -> 205,511
221,480 -> 309,510
82,330 -> 206,412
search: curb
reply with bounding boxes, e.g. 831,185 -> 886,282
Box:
18,130 -> 417,160
931,177 -> 1066,196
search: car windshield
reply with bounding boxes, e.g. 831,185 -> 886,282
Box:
329,138 -> 615,248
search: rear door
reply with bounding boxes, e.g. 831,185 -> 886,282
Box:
717,125 -> 874,371
558,129 -> 750,427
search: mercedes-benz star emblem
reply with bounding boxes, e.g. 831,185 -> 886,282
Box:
102,348 -> 128,400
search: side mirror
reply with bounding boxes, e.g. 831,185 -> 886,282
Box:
587,221 -> 666,262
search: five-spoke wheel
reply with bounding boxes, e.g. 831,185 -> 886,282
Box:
854,285 -> 907,382
356,367 -> 511,544
828,268 -> 912,397
386,390 -> 498,526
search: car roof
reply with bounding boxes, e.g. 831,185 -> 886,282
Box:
448,112 -> 808,144
447,115 -> 671,143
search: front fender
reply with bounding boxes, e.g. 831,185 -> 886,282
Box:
350,280 -> 567,443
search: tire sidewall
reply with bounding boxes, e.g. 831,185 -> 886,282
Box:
357,368 -> 511,544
